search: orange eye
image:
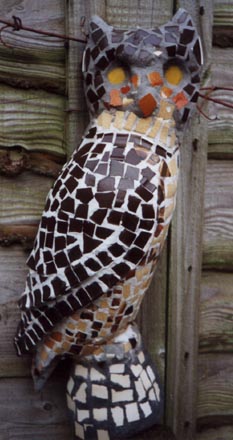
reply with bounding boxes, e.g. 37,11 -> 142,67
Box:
107,67 -> 126,85
165,65 -> 183,85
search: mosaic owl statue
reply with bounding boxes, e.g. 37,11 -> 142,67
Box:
14,9 -> 202,440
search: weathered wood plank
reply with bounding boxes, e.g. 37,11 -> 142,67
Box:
0,246 -> 30,376
197,353 -> 233,427
196,425 -> 233,440
202,160 -> 233,270
213,1 -> 233,27
65,0 -> 106,157
199,272 -> 233,352
0,376 -> 72,440
0,172 -> 54,245
0,149 -> 64,177
166,1 -> 212,438
207,48 -> 233,145
0,85 -> 66,156
208,143 -> 233,159
166,117 -> 208,440
0,0 -> 66,92
106,0 -> 173,27
0,172 -> 53,224
213,0 -> 233,47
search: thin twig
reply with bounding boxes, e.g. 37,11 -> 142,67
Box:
198,93 -> 233,109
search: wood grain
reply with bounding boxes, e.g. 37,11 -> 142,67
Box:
202,161 -> 233,270
0,172 -> 53,226
0,0 -> 66,92
197,353 -> 233,425
106,0 -> 173,27
208,143 -> 233,160
0,246 -> 30,377
196,425 -> 233,440
207,48 -> 233,146
0,149 -> 64,177
199,272 -> 233,352
0,85 -> 66,156
0,376 -> 72,440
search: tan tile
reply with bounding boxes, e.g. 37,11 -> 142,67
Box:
135,117 -> 152,134
97,111 -> 112,128
113,111 -> 125,129
148,118 -> 162,138
157,100 -> 175,119
164,201 -> 175,220
159,123 -> 169,144
168,156 -> 178,176
124,112 -> 137,130
166,181 -> 177,198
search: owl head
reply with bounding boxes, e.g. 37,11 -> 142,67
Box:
82,9 -> 203,125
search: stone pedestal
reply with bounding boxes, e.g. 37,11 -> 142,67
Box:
66,324 -> 163,440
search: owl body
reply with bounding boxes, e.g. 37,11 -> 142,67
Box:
14,9 -> 202,438
16,109 -> 179,370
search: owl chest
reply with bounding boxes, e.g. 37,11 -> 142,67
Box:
75,126 -> 179,219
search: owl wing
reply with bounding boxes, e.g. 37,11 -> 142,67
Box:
15,125 -> 168,354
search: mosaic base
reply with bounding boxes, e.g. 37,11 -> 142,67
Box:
66,324 -> 163,440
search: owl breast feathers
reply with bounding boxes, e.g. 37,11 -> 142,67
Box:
14,9 -> 202,372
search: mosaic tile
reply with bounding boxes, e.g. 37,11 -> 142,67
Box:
111,406 -> 124,427
93,408 -> 108,421
92,384 -> 108,400
125,402 -> 140,422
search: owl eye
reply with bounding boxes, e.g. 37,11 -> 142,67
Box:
164,65 -> 183,86
107,67 -> 126,85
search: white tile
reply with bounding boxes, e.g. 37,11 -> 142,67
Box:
149,388 -> 156,401
75,383 -> 87,403
97,429 -> 110,440
67,377 -> 74,395
140,401 -> 152,418
75,422 -> 85,440
125,402 -> 140,422
109,363 -> 125,374
154,382 -> 161,401
92,383 -> 108,399
111,373 -> 130,388
90,367 -> 105,382
140,370 -> 151,391
93,407 -> 108,421
131,364 -> 143,378
135,379 -> 146,401
111,389 -> 134,403
77,409 -> 89,422
111,406 -> 124,427
75,365 -> 88,379
146,366 -> 156,383
138,351 -> 145,364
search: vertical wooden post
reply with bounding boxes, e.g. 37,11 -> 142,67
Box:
65,0 -> 106,157
165,1 -> 213,438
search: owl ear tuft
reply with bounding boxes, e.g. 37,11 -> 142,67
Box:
89,15 -> 113,42
171,8 -> 194,27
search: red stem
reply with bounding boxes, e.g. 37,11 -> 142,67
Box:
0,16 -> 87,44
198,93 -> 233,109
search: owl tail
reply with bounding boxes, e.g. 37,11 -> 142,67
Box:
31,347 -> 60,391
66,323 -> 163,440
